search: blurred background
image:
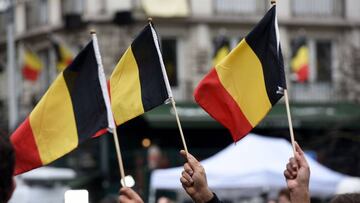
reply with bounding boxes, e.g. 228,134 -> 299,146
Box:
0,0 -> 360,202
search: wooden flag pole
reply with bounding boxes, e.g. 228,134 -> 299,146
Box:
90,30 -> 127,186
111,123 -> 127,186
170,98 -> 189,154
284,89 -> 296,155
148,18 -> 189,155
270,0 -> 296,155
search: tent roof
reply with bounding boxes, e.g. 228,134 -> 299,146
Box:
150,134 -> 346,197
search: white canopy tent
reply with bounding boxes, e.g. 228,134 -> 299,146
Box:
150,134 -> 358,201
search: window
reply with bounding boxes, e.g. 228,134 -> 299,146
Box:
161,38 -> 178,87
25,0 -> 48,30
290,38 -> 333,83
292,0 -> 343,17
290,38 -> 335,102
0,12 -> 5,36
214,0 -> 266,15
61,0 -> 84,15
316,41 -> 332,82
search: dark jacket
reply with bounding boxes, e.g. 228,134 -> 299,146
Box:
206,193 -> 223,203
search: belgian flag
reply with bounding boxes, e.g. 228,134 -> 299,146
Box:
291,38 -> 309,83
109,23 -> 170,125
11,41 -> 112,174
22,49 -> 43,81
52,40 -> 73,72
194,5 -> 286,142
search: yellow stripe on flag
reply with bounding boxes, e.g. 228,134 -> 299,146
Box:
110,47 -> 145,125
215,39 -> 272,127
29,74 -> 78,164
212,46 -> 230,67
291,46 -> 308,72
24,51 -> 43,71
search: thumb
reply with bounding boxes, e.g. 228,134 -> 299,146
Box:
120,187 -> 138,200
294,142 -> 309,168
180,150 -> 200,172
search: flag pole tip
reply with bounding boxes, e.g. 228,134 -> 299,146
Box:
271,0 -> 276,5
148,17 -> 153,23
90,29 -> 96,34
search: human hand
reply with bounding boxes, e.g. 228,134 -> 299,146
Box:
119,187 -> 144,203
283,142 -> 310,203
179,150 -> 213,203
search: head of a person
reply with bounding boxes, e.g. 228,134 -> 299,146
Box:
0,135 -> 15,203
330,193 -> 360,203
157,197 -> 174,203
277,188 -> 291,203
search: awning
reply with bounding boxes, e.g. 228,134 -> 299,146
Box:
143,102 -> 360,129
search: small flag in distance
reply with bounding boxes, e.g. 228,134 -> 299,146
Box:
22,49 -> 43,81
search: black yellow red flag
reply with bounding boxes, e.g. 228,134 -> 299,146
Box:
194,5 -> 286,142
11,41 -> 112,174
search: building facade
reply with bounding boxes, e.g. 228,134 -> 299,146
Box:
1,0 -> 360,123
1,0 -> 360,201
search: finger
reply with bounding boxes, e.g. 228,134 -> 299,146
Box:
284,170 -> 294,179
286,163 -> 297,176
294,142 -> 309,168
180,150 -> 187,160
119,195 -> 130,203
295,142 -> 304,155
186,152 -> 201,172
180,177 -> 192,187
289,157 -> 298,169
184,163 -> 193,176
182,170 -> 194,183
120,187 -> 139,200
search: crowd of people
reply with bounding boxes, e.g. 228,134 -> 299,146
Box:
0,135 -> 359,203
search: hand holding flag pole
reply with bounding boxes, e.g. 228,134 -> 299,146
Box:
271,0 -> 297,155
148,18 -> 189,155
90,30 -> 127,186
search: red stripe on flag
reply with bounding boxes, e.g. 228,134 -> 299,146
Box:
194,68 -> 253,142
92,128 -> 109,138
22,65 -> 40,81
10,117 -> 43,175
296,64 -> 309,83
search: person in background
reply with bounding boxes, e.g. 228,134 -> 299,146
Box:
330,193 -> 360,203
0,135 -> 16,203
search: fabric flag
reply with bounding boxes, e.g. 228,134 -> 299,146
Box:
109,23 -> 171,125
22,49 -> 43,81
291,39 -> 309,83
212,36 -> 230,67
52,40 -> 73,72
11,41 -> 112,175
194,5 -> 286,142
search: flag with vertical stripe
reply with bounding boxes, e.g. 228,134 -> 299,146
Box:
109,23 -> 171,125
291,38 -> 309,83
22,49 -> 43,81
194,5 -> 286,142
11,40 -> 113,174
212,36 -> 230,67
52,40 -> 73,72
